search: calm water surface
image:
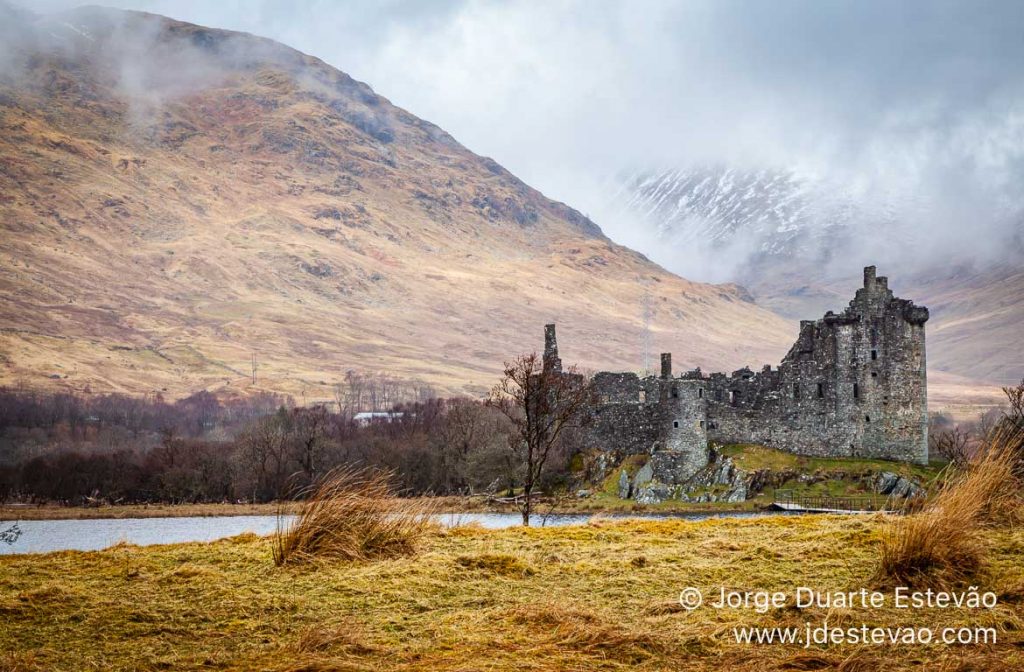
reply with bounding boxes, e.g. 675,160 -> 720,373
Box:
0,511 -> 775,555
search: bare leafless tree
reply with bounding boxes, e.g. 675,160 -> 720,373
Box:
335,370 -> 433,417
334,370 -> 367,419
1004,377 -> 1024,431
237,412 -> 288,500
929,425 -> 971,469
289,405 -> 330,483
487,353 -> 593,526
976,407 -> 1003,442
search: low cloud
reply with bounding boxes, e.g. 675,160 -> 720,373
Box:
14,0 -> 1024,279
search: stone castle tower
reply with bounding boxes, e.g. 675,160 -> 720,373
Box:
701,265 -> 929,463
548,266 -> 930,466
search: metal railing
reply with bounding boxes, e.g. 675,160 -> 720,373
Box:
773,489 -> 908,513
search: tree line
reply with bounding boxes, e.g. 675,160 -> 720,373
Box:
0,384 -> 573,505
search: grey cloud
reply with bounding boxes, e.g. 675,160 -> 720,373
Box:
12,0 -> 1024,279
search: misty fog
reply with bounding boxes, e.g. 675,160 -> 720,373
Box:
10,0 -> 1024,283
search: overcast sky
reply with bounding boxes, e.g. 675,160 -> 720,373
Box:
16,0 -> 1024,277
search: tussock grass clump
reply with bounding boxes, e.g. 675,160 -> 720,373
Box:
290,624 -> 377,656
272,467 -> 437,566
456,553 -> 535,576
509,603 -> 669,664
877,427 -> 1023,588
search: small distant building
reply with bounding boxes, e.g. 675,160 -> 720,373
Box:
353,411 -> 405,427
544,266 -> 929,479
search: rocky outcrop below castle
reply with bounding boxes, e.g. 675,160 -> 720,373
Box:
618,451 -> 748,504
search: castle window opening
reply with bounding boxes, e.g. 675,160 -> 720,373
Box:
871,349 -> 878,361
673,420 -> 679,428
698,388 -> 703,398
793,383 -> 799,399
671,387 -> 679,398
853,383 -> 859,399
865,415 -> 871,423
871,372 -> 878,378
699,420 -> 705,429
639,390 -> 646,403
817,382 -> 824,398
730,390 -> 740,406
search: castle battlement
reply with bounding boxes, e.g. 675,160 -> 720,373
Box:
548,266 -> 929,468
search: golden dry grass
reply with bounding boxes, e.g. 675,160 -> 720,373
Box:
876,427 -> 1023,589
1,514 -> 1022,671
272,468 -> 437,566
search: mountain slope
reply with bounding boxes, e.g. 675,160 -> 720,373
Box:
613,166 -> 1024,396
0,7 -> 794,400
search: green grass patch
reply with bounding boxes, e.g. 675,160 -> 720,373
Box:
719,443 -> 944,481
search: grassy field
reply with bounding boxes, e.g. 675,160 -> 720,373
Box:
1,514 -> 1021,671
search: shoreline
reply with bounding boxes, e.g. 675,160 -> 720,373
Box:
0,498 -> 757,520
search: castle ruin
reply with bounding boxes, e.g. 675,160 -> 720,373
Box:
545,266 -> 929,480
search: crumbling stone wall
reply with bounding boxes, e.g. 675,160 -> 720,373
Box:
702,266 -> 929,464
544,265 -> 929,470
587,372 -> 663,458
584,353 -> 708,478
659,378 -> 709,478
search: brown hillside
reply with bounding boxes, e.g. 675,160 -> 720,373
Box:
0,7 -> 793,401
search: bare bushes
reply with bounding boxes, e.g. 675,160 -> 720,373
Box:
272,467 -> 436,566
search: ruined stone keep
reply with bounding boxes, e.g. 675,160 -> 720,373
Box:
544,266 -> 929,475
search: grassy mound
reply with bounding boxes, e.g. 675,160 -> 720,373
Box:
272,467 -> 436,565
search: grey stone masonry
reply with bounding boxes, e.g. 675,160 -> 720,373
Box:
543,323 -> 562,373
545,266 -> 929,470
